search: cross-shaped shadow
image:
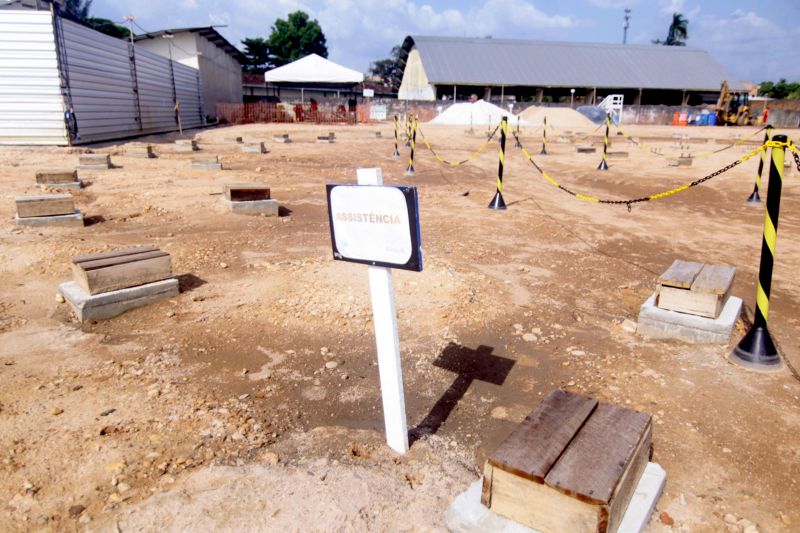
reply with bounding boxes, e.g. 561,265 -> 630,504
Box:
410,342 -> 515,444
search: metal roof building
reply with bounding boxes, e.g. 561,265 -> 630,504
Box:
398,35 -> 743,106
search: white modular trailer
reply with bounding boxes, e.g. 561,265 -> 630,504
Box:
0,7 -> 204,145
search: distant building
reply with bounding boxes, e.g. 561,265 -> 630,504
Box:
398,36 -> 745,106
135,27 -> 245,120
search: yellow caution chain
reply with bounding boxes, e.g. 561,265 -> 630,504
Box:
416,124 -> 500,166
514,132 -> 788,210
616,125 -> 766,159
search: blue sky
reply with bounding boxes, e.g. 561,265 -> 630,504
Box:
94,0 -> 800,82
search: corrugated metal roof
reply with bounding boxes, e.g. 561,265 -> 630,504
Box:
405,36 -> 744,91
134,27 -> 246,64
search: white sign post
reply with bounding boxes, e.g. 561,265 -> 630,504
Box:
356,168 -> 409,454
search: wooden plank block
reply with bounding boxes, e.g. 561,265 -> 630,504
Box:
71,248 -> 172,295
606,424 -> 652,533
488,390 -> 597,482
656,285 -> 728,319
35,169 -> 77,184
72,245 -> 157,265
15,194 -> 74,218
78,153 -> 110,168
657,260 -> 703,289
223,182 -> 270,201
544,403 -> 652,506
691,264 -> 735,295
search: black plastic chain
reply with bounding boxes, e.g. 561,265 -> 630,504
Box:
793,148 -> 800,172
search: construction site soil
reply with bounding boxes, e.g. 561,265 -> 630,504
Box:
1,122 -> 799,532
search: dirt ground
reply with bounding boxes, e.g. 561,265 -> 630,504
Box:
1,120 -> 799,533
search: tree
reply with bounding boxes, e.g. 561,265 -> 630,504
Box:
64,0 -> 130,40
64,0 -> 92,20
241,37 -> 271,74
759,79 -> 800,100
267,11 -> 328,67
653,12 -> 688,46
368,45 -> 403,91
86,17 -> 130,40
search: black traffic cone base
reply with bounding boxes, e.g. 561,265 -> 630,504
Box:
746,190 -> 761,204
597,159 -> 609,170
488,191 -> 507,210
405,165 -> 415,175
731,326 -> 783,371
392,149 -> 400,157
540,147 -> 548,155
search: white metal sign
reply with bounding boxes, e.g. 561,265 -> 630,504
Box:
363,88 -> 375,98
327,184 -> 422,271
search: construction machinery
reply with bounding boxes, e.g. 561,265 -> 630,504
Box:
716,81 -> 752,126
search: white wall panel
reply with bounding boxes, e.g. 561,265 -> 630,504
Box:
0,10 -> 67,145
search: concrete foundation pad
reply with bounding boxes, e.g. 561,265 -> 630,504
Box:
444,463 -> 666,533
637,292 -> 742,343
272,136 -> 291,143
223,198 -> 279,216
59,278 -> 179,322
16,211 -> 84,227
192,163 -> 223,170
39,181 -> 82,190
78,164 -> 111,169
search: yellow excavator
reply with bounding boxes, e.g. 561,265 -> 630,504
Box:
716,81 -> 751,126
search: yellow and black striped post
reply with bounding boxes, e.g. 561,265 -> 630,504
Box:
540,115 -> 548,155
405,115 -> 417,175
514,117 -> 521,148
405,113 -> 412,147
392,114 -> 401,157
488,116 -> 508,210
732,134 -> 787,368
746,125 -> 772,204
597,113 -> 610,170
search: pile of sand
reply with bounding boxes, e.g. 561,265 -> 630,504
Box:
518,106 -> 595,128
429,99 -> 524,126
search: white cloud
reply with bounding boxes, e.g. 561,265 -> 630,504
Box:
658,0 -> 683,16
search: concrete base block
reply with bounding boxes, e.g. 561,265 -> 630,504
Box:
16,211 -> 84,227
192,163 -> 223,170
39,181 -> 82,190
608,151 -> 629,158
272,136 -> 291,143
59,278 -> 179,322
78,164 -> 111,169
240,143 -> 267,153
637,292 -> 742,343
444,463 -> 665,533
316,138 -> 334,144
223,198 -> 279,216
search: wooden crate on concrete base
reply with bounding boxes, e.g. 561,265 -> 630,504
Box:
576,144 -> 596,154
240,142 -> 267,154
71,246 -> 172,295
656,260 -> 735,319
78,153 -> 111,169
272,134 -> 291,143
482,389 -> 652,533
127,144 -> 155,158
223,182 -> 270,201
191,154 -> 222,170
35,169 -> 79,185
16,194 -> 74,218
175,139 -> 198,152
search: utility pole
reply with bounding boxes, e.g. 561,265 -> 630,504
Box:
123,15 -> 135,46
623,8 -> 631,44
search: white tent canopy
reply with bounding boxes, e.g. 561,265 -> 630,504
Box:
264,54 -> 364,84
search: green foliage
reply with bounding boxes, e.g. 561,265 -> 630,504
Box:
64,0 -> 92,20
64,0 -> 130,41
86,17 -> 130,40
241,37 -> 271,74
758,79 -> 800,100
653,12 -> 688,46
267,11 -> 328,67
368,45 -> 402,91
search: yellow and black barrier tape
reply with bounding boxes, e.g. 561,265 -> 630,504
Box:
513,131 -> 788,210
616,125 -> 766,159
415,123 -> 500,166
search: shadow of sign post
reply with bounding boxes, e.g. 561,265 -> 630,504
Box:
411,343 -> 515,444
